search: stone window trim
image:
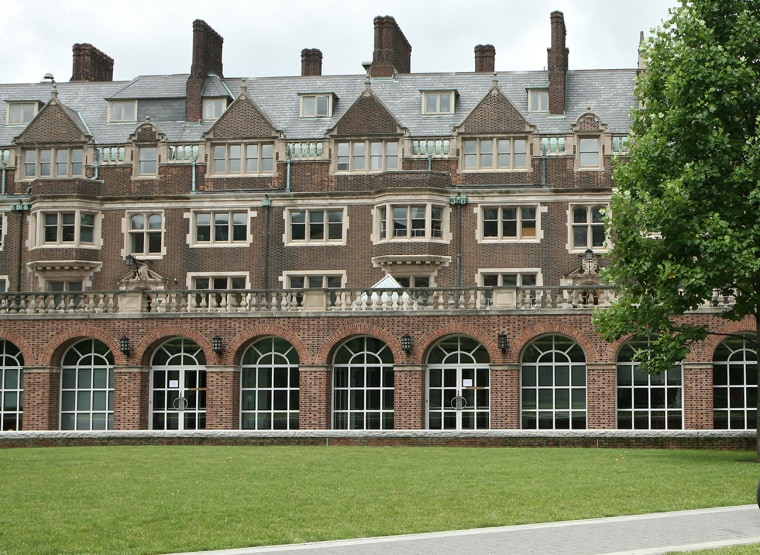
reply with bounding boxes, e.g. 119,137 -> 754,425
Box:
186,209 -> 253,248
461,136 -> 529,172
6,101 -> 41,126
209,142 -> 275,177
373,202 -> 449,243
28,261 -> 102,292
124,211 -> 166,260
30,209 -> 102,250
284,207 -> 347,246
334,139 -> 400,174
21,146 -> 85,180
108,99 -> 137,123
478,203 -> 546,243
567,203 -> 608,254
421,90 -> 457,115
298,93 -> 335,118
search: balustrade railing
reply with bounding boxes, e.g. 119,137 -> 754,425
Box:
0,286 -> 628,315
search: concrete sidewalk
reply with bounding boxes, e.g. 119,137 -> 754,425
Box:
170,504 -> 760,555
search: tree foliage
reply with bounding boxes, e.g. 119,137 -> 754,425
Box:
594,0 -> 760,374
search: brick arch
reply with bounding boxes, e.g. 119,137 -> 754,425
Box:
511,322 -> 598,363
0,327 -> 33,365
41,326 -> 123,367
697,320 -> 757,362
227,323 -> 310,366
418,323 -> 495,363
315,323 -> 399,365
136,327 -> 212,367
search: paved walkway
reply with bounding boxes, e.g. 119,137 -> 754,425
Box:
171,504 -> 760,555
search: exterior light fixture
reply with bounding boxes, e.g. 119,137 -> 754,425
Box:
497,332 -> 508,353
212,336 -> 223,354
401,333 -> 412,354
125,254 -> 139,267
584,248 -> 594,261
119,337 -> 130,356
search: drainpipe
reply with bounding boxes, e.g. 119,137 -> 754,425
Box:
93,148 -> 100,180
285,144 -> 292,192
541,140 -> 547,186
10,202 -> 30,291
1,150 -> 9,195
427,153 -> 432,171
449,193 -> 468,288
262,194 -> 271,289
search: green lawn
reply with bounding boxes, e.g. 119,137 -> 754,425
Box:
0,446 -> 757,555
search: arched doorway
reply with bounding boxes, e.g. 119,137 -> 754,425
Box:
150,338 -> 206,430
426,335 -> 490,430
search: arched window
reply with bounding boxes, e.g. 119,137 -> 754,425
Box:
60,339 -> 114,430
521,334 -> 586,429
714,333 -> 757,429
241,337 -> 300,430
0,340 -> 23,431
333,336 -> 394,430
426,335 -> 490,430
616,338 -> 682,429
150,338 -> 206,431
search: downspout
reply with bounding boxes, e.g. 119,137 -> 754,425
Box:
1,150 -> 9,195
427,153 -> 432,171
191,146 -> 199,192
262,195 -> 271,289
285,144 -> 292,192
449,193 -> 468,288
93,147 -> 100,180
541,140 -> 547,186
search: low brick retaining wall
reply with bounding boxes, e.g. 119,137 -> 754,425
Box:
0,430 -> 754,450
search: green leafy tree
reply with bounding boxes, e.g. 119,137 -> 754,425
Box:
593,0 -> 760,453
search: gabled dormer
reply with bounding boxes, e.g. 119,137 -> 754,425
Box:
455,78 -> 534,172
203,82 -> 279,178
129,120 -> 166,178
13,89 -> 92,180
328,83 -> 405,173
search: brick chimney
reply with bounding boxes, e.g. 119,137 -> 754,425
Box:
301,49 -> 323,76
370,16 -> 412,77
70,43 -> 114,82
186,19 -> 224,122
474,44 -> 495,73
547,11 -> 569,115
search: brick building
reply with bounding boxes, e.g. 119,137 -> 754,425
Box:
0,13 -> 754,434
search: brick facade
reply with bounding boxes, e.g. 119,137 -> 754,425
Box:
0,11 -> 754,436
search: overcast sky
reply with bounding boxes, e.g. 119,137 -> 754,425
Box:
1,0 -> 677,84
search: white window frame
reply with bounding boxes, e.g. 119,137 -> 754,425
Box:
6,101 -> 39,125
22,147 -> 84,179
190,210 -> 250,246
376,203 -> 446,242
462,137 -> 528,171
286,208 -> 346,245
126,211 -> 165,259
36,210 -> 98,248
0,340 -> 23,431
203,98 -> 227,121
336,140 -> 399,173
0,212 -> 5,250
136,146 -> 157,176
60,339 -> 114,431
569,204 -> 607,252
211,142 -> 274,176
299,94 -> 332,118
528,89 -> 549,113
189,273 -> 249,310
108,100 -> 137,123
617,338 -> 683,430
0,275 -> 7,292
577,136 -> 601,169
521,334 -> 587,430
241,337 -> 300,430
713,334 -> 757,430
422,91 -> 455,115
480,205 -> 542,242
283,272 -> 345,290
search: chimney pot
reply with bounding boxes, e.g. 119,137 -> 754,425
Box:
301,48 -> 323,76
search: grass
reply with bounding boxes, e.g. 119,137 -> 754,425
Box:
0,446 -> 757,555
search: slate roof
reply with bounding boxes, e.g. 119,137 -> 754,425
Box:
0,69 -> 637,147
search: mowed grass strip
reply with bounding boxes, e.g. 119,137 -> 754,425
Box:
0,446 -> 757,555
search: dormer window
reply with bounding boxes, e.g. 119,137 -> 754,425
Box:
7,101 -> 39,125
422,91 -> 455,115
300,94 -> 333,118
528,89 -> 549,113
203,98 -> 227,120
108,100 -> 137,123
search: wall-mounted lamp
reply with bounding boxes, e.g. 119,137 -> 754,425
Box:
119,337 -> 130,356
212,336 -> 223,355
401,333 -> 412,354
584,248 -> 594,261
497,332 -> 508,353
125,254 -> 139,267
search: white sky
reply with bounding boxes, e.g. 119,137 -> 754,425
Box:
1,0 -> 677,83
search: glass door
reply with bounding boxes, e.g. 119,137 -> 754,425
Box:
150,338 -> 206,430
